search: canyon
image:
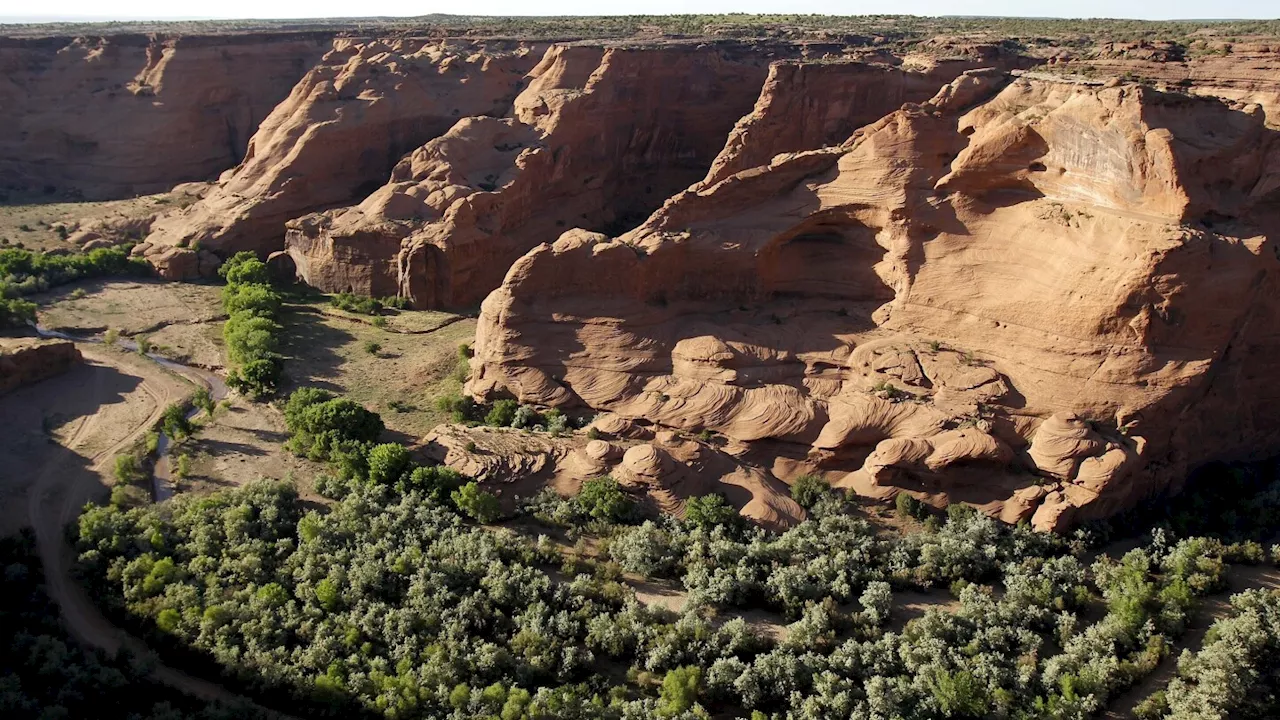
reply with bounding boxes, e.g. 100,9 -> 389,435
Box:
5,19 -> 1280,529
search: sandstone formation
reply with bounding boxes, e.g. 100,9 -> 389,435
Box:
470,71 -> 1280,531
0,338 -> 82,395
135,38 -> 541,278
0,33 -> 331,199
423,421 -> 804,530
281,46 -> 1034,309
1050,40 -> 1280,123
283,41 -> 781,307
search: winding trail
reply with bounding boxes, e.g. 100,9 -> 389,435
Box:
22,339 -> 298,717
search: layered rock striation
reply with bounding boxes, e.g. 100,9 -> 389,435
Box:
470,71 -> 1280,530
136,38 -> 541,277
283,41 -> 783,307
0,338 -> 82,395
0,32 -> 332,199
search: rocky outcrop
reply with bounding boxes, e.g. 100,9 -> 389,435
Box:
1049,40 -> 1280,123
135,38 -> 541,278
0,339 -> 81,395
423,420 -> 804,530
470,71 -> 1280,531
698,57 -> 991,189
0,32 -> 332,200
283,41 -> 781,307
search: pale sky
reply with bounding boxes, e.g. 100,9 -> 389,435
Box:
2,0 -> 1276,22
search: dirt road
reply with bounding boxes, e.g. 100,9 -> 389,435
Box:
11,343 -> 298,715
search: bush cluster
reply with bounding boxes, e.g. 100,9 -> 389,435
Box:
219,252 -> 283,399
75,471 -> 1274,720
0,531 -> 276,720
0,245 -> 149,298
330,292 -> 405,315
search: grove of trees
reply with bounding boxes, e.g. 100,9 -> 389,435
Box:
69,410 -> 1280,719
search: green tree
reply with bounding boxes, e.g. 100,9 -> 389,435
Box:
218,251 -> 270,286
658,666 -> 702,717
159,403 -> 192,442
485,398 -> 519,427
576,476 -> 633,523
790,473 -> 830,509
366,443 -> 411,486
684,494 -> 738,529
453,482 -> 501,523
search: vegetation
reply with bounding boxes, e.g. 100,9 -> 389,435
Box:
0,295 -> 36,328
220,252 -> 284,399
1154,588 -> 1280,719
0,532 -> 275,720
158,403 -> 193,442
789,473 -> 831,509
0,245 -> 148,299
330,292 -> 384,315
73,463 -> 1280,720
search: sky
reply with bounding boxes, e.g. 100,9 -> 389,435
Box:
1,0 -> 1276,22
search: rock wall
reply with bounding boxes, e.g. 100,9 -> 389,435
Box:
283,41 -> 784,308
0,339 -> 81,395
0,32 -> 332,200
135,37 -> 541,277
470,71 -> 1280,531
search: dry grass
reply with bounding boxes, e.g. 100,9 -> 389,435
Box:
178,395 -> 327,501
33,279 -> 226,367
280,300 -> 476,440
0,188 -> 202,253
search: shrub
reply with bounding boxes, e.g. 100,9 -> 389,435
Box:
485,399 -> 518,427
331,292 -> 383,315
405,465 -> 465,503
103,328 -> 119,346
175,454 -> 191,479
896,492 -> 930,520
684,494 -> 738,529
113,454 -> 143,485
452,482 -> 501,523
790,473 -> 831,509
658,666 -> 702,717
362,340 -> 381,355
366,443 -> 412,486
511,404 -> 541,429
575,476 -> 634,523
134,336 -> 151,355
436,391 -> 477,423
545,408 -> 568,437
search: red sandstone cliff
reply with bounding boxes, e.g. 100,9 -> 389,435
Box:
0,32 -> 332,200
0,339 -> 81,395
282,41 -> 786,307
134,38 -> 541,278
470,71 -> 1280,531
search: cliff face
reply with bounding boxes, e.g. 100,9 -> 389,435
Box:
470,71 -> 1280,530
0,339 -> 81,395
135,38 -> 541,277
282,42 -> 781,307
281,46 -> 1026,309
0,33 -> 331,200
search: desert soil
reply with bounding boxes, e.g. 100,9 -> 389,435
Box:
0,186 -> 204,253
281,300 -> 477,440
178,394 -> 327,500
35,278 -> 227,367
